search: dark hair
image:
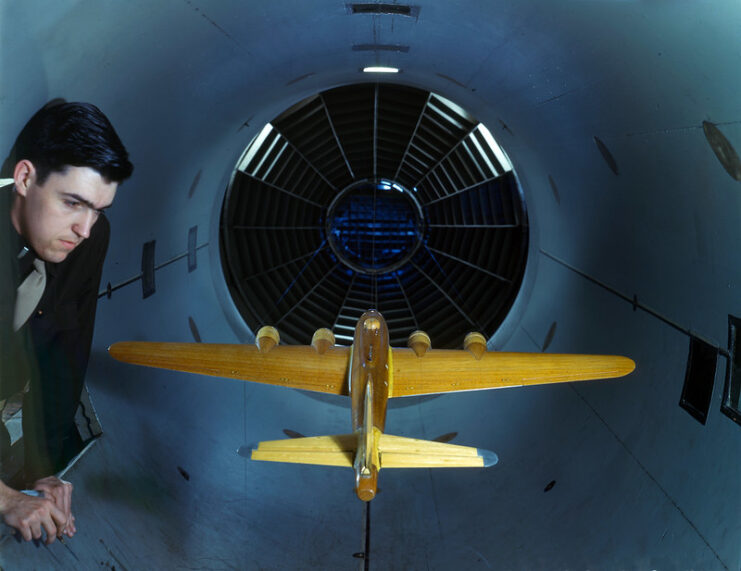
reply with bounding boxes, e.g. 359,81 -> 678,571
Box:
4,100 -> 133,185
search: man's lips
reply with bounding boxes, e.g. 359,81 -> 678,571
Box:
59,239 -> 78,250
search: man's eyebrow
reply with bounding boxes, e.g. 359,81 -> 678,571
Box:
61,192 -> 112,211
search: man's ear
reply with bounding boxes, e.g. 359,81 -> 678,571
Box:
13,160 -> 36,197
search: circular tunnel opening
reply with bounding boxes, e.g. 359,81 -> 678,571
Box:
220,83 -> 529,349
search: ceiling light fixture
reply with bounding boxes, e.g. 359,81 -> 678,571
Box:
363,66 -> 399,73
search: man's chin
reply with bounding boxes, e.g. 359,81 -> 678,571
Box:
42,250 -> 71,263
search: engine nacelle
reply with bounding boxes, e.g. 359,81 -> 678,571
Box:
311,328 -> 335,354
464,332 -> 487,360
256,325 -> 279,353
407,330 -> 431,357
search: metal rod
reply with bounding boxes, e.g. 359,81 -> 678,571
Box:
259,140 -> 289,181
270,124 -> 339,192
238,171 -> 324,208
411,261 -> 477,327
393,93 -> 432,180
426,246 -> 511,283
242,250 -> 318,282
363,501 -> 371,571
97,243 -> 209,298
274,240 -> 329,308
372,184 -> 378,310
421,173 -> 505,207
412,123 -> 481,190
540,249 -> 730,358
460,138 -> 487,180
427,223 -> 520,229
275,262 -> 339,326
320,93 -> 355,179
230,225 -> 322,231
333,272 -> 359,333
394,272 -> 419,330
373,84 -> 379,181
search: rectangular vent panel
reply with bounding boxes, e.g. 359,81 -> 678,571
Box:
188,226 -> 198,272
721,315 -> 741,426
347,4 -> 419,17
141,240 -> 156,299
679,337 -> 718,425
352,44 -> 410,53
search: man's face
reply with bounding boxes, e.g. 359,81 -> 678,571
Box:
12,163 -> 118,263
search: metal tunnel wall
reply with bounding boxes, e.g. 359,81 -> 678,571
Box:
1,2 -> 739,569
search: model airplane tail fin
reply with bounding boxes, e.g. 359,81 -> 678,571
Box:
377,434 -> 498,468
249,432 -> 497,469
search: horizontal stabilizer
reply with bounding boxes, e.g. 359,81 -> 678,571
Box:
248,433 -> 497,469
378,434 -> 498,468
108,342 -> 350,395
390,349 -> 635,397
250,434 -> 355,467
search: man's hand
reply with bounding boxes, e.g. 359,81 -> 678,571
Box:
33,476 -> 76,537
0,484 -> 67,544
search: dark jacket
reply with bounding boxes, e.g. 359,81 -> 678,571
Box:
0,184 -> 35,401
0,184 -> 36,478
1,183 -> 109,481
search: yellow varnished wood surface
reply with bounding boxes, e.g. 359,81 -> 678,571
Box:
389,349 -> 636,397
379,433 -> 481,455
109,342 -> 351,395
251,434 -> 355,467
378,434 -> 485,468
349,311 -> 390,432
379,452 -> 485,468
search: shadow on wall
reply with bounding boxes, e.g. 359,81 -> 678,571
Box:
0,4 -> 51,148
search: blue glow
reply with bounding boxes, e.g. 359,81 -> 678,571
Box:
328,181 -> 421,273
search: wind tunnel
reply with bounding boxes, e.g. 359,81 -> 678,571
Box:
220,83 -> 529,349
1,2 -> 740,569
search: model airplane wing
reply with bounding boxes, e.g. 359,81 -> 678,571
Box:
108,342 -> 350,395
389,349 -> 635,397
109,343 -> 634,398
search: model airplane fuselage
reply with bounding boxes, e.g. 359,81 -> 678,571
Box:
349,311 -> 394,500
109,310 -> 635,501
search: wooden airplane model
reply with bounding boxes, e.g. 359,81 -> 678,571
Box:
108,310 -> 635,501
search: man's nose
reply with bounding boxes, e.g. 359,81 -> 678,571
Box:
72,209 -> 96,238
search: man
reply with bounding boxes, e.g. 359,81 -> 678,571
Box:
0,101 -> 132,543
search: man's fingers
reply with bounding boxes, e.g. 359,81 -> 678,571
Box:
34,478 -> 73,518
19,523 -> 32,542
23,500 -> 62,543
32,477 -> 74,531
47,501 -> 67,530
2,486 -> 70,543
62,481 -> 73,525
41,515 -> 58,545
63,513 -> 77,536
30,519 -> 43,540
53,486 -> 71,528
